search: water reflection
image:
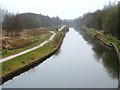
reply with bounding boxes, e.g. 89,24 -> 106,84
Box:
2,27 -> 118,88
74,26 -> 119,80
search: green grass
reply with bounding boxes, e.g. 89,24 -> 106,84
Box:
52,31 -> 63,48
105,35 -> 120,51
1,42 -> 54,77
86,28 -> 100,36
2,32 -> 52,58
1,30 -> 64,77
85,27 -> 120,52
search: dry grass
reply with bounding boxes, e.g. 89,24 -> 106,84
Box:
2,29 -> 49,50
2,28 -> 53,58
1,30 -> 64,77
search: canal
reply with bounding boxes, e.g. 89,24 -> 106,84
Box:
2,27 -> 119,88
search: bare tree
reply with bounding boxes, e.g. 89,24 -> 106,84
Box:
0,8 -> 7,26
0,7 -> 7,50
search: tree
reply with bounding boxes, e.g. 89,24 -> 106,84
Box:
74,2 -> 119,38
0,8 -> 8,31
2,12 -> 62,34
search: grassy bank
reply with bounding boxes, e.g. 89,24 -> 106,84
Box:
84,27 -> 120,52
1,42 -> 54,77
2,32 -> 52,58
0,27 -> 68,79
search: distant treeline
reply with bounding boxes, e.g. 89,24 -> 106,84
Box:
1,11 -> 62,34
74,2 -> 119,39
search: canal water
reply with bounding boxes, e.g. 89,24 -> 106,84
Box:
2,28 -> 119,88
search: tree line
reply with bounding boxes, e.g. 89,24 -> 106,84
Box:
1,9 -> 62,34
74,2 -> 119,39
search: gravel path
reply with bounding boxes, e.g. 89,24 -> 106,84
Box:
0,31 -> 56,63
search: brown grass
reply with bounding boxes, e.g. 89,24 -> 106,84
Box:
2,29 -> 48,49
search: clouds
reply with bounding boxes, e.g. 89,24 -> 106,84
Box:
0,0 -> 117,19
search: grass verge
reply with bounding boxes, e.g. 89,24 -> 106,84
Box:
2,32 -> 52,58
84,26 -> 120,52
0,30 -> 65,78
1,42 -> 54,77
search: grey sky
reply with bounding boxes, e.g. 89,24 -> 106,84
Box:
0,0 -> 117,19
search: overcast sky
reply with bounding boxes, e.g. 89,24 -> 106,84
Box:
0,0 -> 118,19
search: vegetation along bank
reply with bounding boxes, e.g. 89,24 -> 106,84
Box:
74,2 -> 120,88
0,25 -> 69,84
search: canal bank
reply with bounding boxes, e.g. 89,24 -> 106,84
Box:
82,26 -> 120,60
2,28 -> 118,88
81,26 -> 120,88
1,26 -> 69,84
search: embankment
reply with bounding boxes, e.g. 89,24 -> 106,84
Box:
83,27 -> 119,51
82,26 -> 120,88
1,26 -> 69,84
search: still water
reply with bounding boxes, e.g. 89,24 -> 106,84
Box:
2,28 -> 119,88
